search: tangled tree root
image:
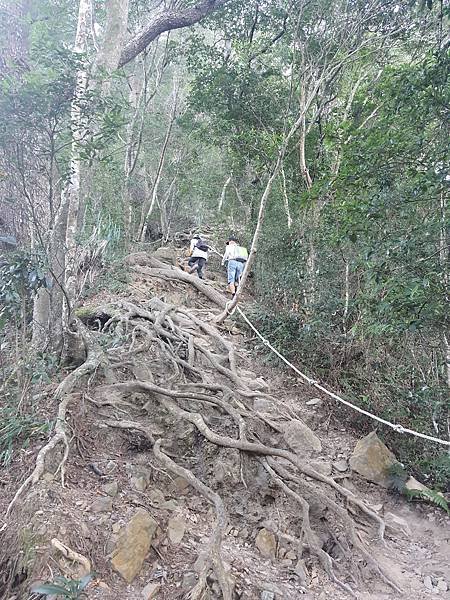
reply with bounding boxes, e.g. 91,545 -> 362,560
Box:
5,252 -> 405,598
5,322 -> 106,519
87,260 -> 403,597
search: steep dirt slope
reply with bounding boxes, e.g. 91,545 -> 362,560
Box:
1,247 -> 449,600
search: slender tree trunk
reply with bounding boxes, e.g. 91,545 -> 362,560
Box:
280,166 -> 292,229
95,0 -> 129,94
218,174 -> 232,212
63,0 -> 91,306
139,79 -> 179,241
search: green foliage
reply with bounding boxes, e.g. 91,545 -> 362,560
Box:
0,251 -> 49,323
0,406 -> 50,466
32,574 -> 92,599
405,488 -> 450,514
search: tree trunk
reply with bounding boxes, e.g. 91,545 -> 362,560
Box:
63,0 -> 91,306
32,287 -> 51,349
139,79 -> 179,241
218,174 -> 232,212
96,0 -> 129,94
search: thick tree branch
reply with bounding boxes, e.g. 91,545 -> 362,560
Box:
118,0 -> 228,68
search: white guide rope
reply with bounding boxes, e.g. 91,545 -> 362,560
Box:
235,306 -> 450,447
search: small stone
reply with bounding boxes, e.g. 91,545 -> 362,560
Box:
182,572 -> 197,590
131,476 -> 148,492
91,497 -> 113,513
42,472 -> 54,482
255,528 -> 277,559
283,419 -> 322,455
111,510 -> 158,583
141,581 -> 160,600
161,500 -> 178,511
285,550 -> 297,560
305,398 -> 322,406
260,592 -> 275,600
168,517 -> 186,545
423,575 -> 433,591
437,580 -> 448,592
349,431 -> 397,487
385,512 -> 411,537
310,460 -> 332,476
102,481 -> 119,497
253,398 -> 274,412
333,459 -> 348,472
147,489 -> 165,505
112,523 -> 121,534
281,559 -> 293,567
405,476 -> 431,493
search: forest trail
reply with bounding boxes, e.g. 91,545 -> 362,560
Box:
1,245 -> 449,600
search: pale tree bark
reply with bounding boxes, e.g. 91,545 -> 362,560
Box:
218,174 -> 232,212
62,0 -> 91,306
158,177 -> 176,241
280,166 -> 292,229
32,288 -> 51,348
139,78 -> 179,241
95,0 -> 129,93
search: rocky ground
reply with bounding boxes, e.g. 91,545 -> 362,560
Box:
0,246 -> 449,600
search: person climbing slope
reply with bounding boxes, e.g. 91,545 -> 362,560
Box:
221,236 -> 248,295
187,234 -> 209,279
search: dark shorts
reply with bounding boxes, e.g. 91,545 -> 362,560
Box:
188,256 -> 206,278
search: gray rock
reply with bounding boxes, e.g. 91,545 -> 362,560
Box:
91,496 -> 113,513
111,509 -> 158,583
333,459 -> 348,473
260,592 -> 275,600
141,581 -> 160,600
255,528 -> 277,558
182,572 -> 197,590
349,431 -> 397,487
437,580 -> 448,592
385,512 -> 411,537
424,575 -> 434,591
168,517 -> 186,545
131,475 -> 148,492
102,481 -> 118,497
253,398 -> 274,412
283,419 -> 322,455
310,460 -> 332,476
305,398 -> 322,406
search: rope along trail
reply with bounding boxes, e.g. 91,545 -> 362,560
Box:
235,307 -> 450,447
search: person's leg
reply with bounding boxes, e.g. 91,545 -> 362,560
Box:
197,257 -> 206,279
235,261 -> 244,290
227,260 -> 237,294
187,256 -> 199,273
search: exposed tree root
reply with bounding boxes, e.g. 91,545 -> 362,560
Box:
153,440 -> 234,600
5,251 -> 408,598
5,322 -> 105,519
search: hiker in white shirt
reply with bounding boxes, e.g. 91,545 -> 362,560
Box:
221,236 -> 248,295
187,235 -> 209,279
